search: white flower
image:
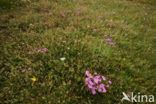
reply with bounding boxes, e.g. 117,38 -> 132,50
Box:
60,57 -> 66,61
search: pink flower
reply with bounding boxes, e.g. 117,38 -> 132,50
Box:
101,76 -> 106,81
85,78 -> 90,84
85,70 -> 90,76
88,75 -> 93,79
37,48 -> 48,53
108,80 -> 112,84
99,83 -> 104,88
91,89 -> 96,95
22,69 -> 26,73
94,77 -> 101,84
127,94 -> 131,98
43,48 -> 48,51
87,25 -> 90,28
38,50 -> 41,52
98,87 -> 102,92
28,67 -> 31,71
106,85 -> 110,88
105,38 -> 111,42
88,84 -> 93,89
40,50 -> 46,53
88,80 -> 94,85
67,47 -> 70,50
63,41 -> 66,43
28,51 -> 34,55
61,13 -> 66,18
98,84 -> 106,93
104,35 -> 107,37
94,72 -> 97,75
75,10 -> 80,15
109,42 -> 115,45
102,87 -> 107,93
95,75 -> 100,79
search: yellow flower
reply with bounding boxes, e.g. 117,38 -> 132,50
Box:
31,77 -> 37,82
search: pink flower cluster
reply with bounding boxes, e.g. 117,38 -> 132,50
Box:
22,67 -> 31,73
85,70 -> 111,95
37,48 -> 48,53
28,48 -> 48,55
104,36 -> 116,46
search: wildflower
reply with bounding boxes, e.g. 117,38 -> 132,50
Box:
98,84 -> 106,93
106,85 -> 110,88
75,10 -> 80,15
28,67 -> 31,71
88,84 -> 93,89
85,70 -> 90,76
22,69 -> 26,73
85,78 -> 90,84
108,80 -> 112,84
38,49 -> 41,53
67,47 -> 70,50
37,48 -> 48,53
101,76 -> 106,81
63,41 -> 66,43
85,71 -> 111,95
94,72 -> 97,75
40,48 -> 48,53
88,80 -> 94,85
109,42 -> 115,45
61,13 -> 66,18
98,87 -> 102,92
102,87 -> 107,93
31,77 -> 37,82
28,51 -> 34,55
105,38 -> 111,42
104,35 -> 107,37
60,57 -> 66,61
22,43 -> 25,45
94,77 -> 101,84
91,89 -> 96,95
127,94 -> 131,98
87,25 -> 90,28
43,48 -> 48,51
99,83 -> 104,88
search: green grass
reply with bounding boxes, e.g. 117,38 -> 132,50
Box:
0,0 -> 156,103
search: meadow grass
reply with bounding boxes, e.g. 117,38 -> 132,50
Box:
0,0 -> 156,103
